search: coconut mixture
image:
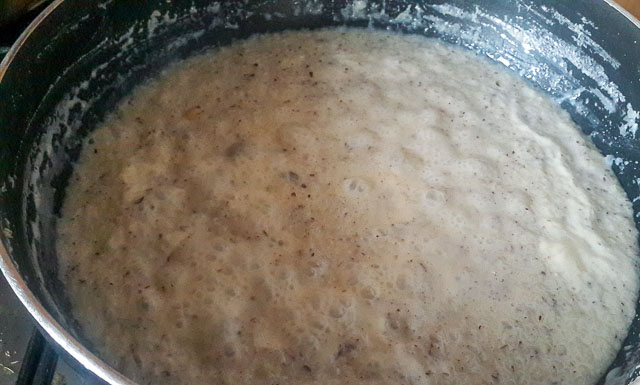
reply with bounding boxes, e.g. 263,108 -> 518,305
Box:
57,29 -> 639,385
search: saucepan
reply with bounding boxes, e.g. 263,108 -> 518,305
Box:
1,0 -> 640,384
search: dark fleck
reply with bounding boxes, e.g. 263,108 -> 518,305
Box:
225,141 -> 245,159
288,171 -> 299,183
337,342 -> 356,358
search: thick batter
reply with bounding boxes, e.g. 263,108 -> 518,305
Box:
57,29 -> 639,385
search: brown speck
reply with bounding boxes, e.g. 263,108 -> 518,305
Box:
288,171 -> 299,183
225,141 -> 245,159
302,365 -> 312,372
336,342 -> 356,358
132,353 -> 142,367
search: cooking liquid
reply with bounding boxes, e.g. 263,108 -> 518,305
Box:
57,29 -> 639,385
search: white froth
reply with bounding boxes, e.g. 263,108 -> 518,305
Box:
57,29 -> 639,385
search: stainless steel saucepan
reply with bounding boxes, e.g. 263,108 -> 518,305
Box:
1,1 -> 640,384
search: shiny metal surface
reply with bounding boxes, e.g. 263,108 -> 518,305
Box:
606,0 -> 640,28
0,0 -> 61,80
0,274 -> 33,385
0,243 -> 133,385
1,1 -> 640,385
0,3 -> 132,385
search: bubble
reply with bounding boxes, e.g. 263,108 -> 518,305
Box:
343,178 -> 370,194
424,188 -> 446,205
223,343 -> 237,358
400,147 -> 426,168
307,260 -> 327,277
361,286 -> 377,299
396,274 -> 410,290
311,319 -> 326,330
329,305 -> 346,318
385,313 -> 402,330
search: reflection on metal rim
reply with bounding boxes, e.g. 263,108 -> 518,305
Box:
604,0 -> 640,29
0,1 -> 640,385
0,2 -> 135,384
0,243 -> 134,385
0,0 -> 62,81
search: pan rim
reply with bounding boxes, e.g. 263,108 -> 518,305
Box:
0,2 -> 136,383
0,1 -> 639,385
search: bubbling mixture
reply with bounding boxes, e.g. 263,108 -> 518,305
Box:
58,29 -> 639,385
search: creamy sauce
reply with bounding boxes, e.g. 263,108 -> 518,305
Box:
57,29 -> 639,385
